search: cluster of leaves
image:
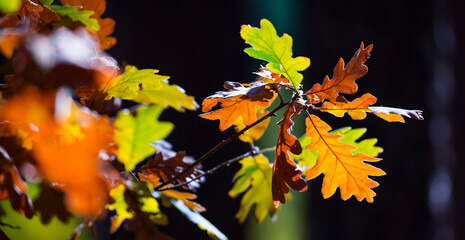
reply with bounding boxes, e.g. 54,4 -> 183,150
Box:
201,19 -> 423,222
0,1 -> 423,239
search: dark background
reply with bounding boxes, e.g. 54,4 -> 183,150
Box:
103,0 -> 463,239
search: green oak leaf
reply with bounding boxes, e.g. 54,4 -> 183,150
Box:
292,135 -> 318,170
105,65 -> 198,112
330,127 -> 383,157
229,154 -> 285,223
295,127 -> 383,171
134,82 -> 199,112
106,184 -> 134,233
114,104 -> 174,172
49,6 -> 100,32
241,19 -> 310,88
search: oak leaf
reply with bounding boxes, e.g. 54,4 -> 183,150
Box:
272,102 -> 307,207
200,82 -> 274,131
304,114 -> 385,202
141,151 -> 204,191
369,106 -> 424,122
104,65 -> 198,112
306,43 -> 372,104
241,19 -> 310,88
114,104 -> 174,172
48,5 -> 100,32
233,107 -> 270,143
60,0 -> 116,50
320,93 -> 377,119
319,93 -> 424,122
0,0 -> 60,30
229,154 -> 282,223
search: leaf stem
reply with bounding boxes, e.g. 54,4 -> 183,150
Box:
153,97 -> 288,191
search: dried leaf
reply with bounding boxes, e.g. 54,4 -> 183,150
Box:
369,106 -> 424,122
306,43 -> 372,103
305,114 -> 385,202
272,102 -> 307,207
141,151 -> 204,191
241,19 -> 310,88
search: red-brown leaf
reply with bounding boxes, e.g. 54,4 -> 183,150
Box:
141,151 -> 204,191
272,102 -> 307,207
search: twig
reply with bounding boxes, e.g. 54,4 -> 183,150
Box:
158,147 -> 275,191
153,92 -> 288,191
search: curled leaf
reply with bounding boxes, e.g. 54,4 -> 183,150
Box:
272,102 -> 307,207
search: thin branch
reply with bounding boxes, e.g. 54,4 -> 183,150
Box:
158,147 -> 275,191
153,94 -> 288,191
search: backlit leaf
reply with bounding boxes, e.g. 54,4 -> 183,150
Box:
60,0 -> 116,50
319,93 -> 424,122
369,106 -> 424,123
134,82 -> 199,112
229,154 -> 280,223
320,93 -> 377,119
104,65 -> 198,112
106,184 -> 134,233
305,114 -> 385,202
114,104 -> 174,172
241,19 -> 310,88
200,82 -> 274,131
306,43 -> 372,103
49,5 -> 100,32
141,151 -> 204,191
330,127 -> 383,157
233,107 -> 270,143
272,102 -> 307,207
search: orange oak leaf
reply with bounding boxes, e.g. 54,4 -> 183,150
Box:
319,93 -> 424,122
0,87 -> 117,217
319,93 -> 377,119
60,0 -> 116,50
141,150 -> 204,191
200,81 -> 274,131
304,114 -> 386,202
139,173 -> 205,213
272,102 -> 307,207
306,42 -> 373,104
